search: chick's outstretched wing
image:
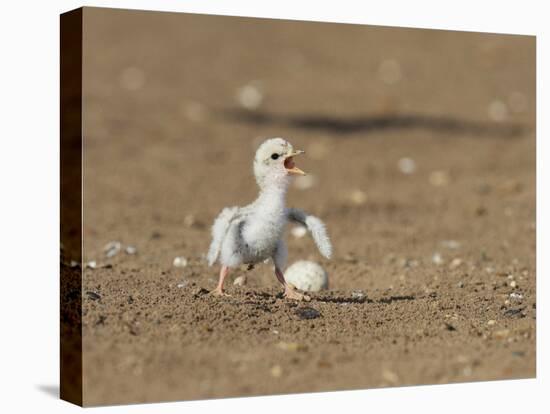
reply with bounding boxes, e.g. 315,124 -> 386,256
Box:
286,208 -> 332,259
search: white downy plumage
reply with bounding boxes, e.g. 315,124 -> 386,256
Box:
206,138 -> 332,301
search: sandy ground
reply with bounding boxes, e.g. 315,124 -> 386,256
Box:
77,7 -> 535,406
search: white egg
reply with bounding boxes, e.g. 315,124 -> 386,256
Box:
284,260 -> 328,292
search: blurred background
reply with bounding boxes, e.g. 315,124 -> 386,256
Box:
80,7 -> 535,405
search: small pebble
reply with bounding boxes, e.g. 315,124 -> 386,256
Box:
291,226 -> 308,238
173,257 -> 188,267
509,292 -> 523,301
233,275 -> 247,286
487,320 -> 496,326
69,260 -> 79,268
192,287 -> 209,297
125,246 -> 137,255
503,308 -> 524,318
397,157 -> 416,175
457,281 -> 464,288
449,258 -> 463,269
86,291 -> 101,301
444,322 -> 457,331
509,280 -> 517,288
86,261 -> 97,269
295,307 -> 321,320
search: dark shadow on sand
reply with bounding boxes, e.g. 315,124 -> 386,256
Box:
224,109 -> 526,138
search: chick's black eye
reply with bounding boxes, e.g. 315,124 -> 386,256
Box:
271,153 -> 279,160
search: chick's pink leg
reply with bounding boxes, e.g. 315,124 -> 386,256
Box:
275,267 -> 310,301
210,266 -> 231,296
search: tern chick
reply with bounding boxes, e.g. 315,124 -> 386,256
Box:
206,138 -> 332,301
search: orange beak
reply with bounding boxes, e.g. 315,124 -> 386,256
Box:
284,150 -> 306,176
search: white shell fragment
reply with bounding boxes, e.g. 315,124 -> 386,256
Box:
432,252 -> 444,265
103,241 -> 122,258
173,257 -> 188,267
291,226 -> 308,238
236,82 -> 263,110
233,275 -> 247,286
284,260 -> 329,292
351,290 -> 366,299
86,261 -> 97,269
125,246 -> 137,255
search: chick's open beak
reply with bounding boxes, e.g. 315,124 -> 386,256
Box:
284,150 -> 306,176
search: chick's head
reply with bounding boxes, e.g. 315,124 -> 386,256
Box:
253,138 -> 305,189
